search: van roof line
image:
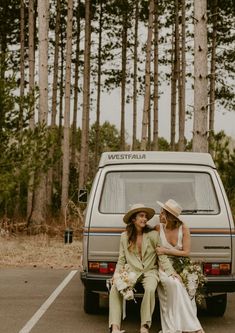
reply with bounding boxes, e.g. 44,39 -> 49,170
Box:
99,151 -> 216,169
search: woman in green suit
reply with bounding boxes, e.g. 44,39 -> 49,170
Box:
109,203 -> 177,333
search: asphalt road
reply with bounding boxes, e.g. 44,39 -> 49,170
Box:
0,268 -> 235,333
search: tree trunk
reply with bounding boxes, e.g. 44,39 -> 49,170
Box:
37,0 -> 49,125
47,0 -> 61,210
178,0 -> 186,151
120,3 -> 128,151
71,0 -> 81,167
94,0 -> 103,167
27,0 -> 35,220
61,0 -> 74,218
153,0 -> 159,151
14,0 -> 25,218
30,0 -> 49,227
170,25 -> 177,151
140,0 -> 154,151
55,34 -> 65,189
193,0 -> 208,152
51,0 -> 61,128
132,0 -> 139,151
79,0 -> 91,190
19,0 -> 25,131
208,0 -> 218,155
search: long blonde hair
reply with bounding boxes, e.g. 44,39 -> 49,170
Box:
164,209 -> 182,229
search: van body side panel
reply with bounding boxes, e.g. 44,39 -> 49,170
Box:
214,171 -> 235,275
82,170 -> 102,271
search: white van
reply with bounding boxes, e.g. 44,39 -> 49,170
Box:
80,151 -> 235,316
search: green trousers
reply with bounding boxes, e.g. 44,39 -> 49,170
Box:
109,272 -> 159,329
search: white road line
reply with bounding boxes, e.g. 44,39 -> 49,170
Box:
18,270 -> 78,333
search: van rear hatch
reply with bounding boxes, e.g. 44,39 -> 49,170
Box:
85,162 -> 234,293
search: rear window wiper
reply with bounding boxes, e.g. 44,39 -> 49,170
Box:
182,209 -> 215,214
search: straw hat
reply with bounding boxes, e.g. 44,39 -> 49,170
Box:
123,203 -> 155,224
156,199 -> 182,218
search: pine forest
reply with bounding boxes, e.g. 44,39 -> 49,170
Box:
0,0 -> 235,231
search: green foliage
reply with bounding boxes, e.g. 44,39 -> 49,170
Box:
89,121 -> 120,152
157,137 -> 171,151
1,0 -> 234,221
0,124 -> 61,217
211,131 -> 235,215
0,74 -> 61,217
171,256 -> 207,305
207,0 -> 235,112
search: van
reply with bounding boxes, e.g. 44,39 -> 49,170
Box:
80,151 -> 235,316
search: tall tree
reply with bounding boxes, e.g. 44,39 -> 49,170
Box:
152,0 -> 159,151
79,0 -> 91,190
170,23 -> 177,151
208,0 -> 218,153
46,0 -> 62,209
192,0 -> 208,152
51,0 -> 61,128
14,0 -> 25,217
132,0 -> 139,150
27,0 -> 35,220
120,0 -> 128,151
140,0 -> 154,151
178,0 -> 186,151
30,0 -> 49,226
0,0 -> 20,135
209,0 -> 235,113
28,0 -> 35,128
71,0 -> 81,167
19,0 -> 25,131
94,0 -> 103,165
61,0 -> 74,218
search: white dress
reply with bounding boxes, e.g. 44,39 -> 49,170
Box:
157,223 -> 202,333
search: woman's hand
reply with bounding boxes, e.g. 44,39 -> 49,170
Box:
171,272 -> 182,282
156,246 -> 167,255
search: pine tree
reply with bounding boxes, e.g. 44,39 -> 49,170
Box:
193,0 -> 208,152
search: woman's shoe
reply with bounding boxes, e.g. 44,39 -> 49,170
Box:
111,330 -> 125,333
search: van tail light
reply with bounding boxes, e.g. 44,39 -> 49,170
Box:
203,263 -> 231,276
88,261 -> 116,274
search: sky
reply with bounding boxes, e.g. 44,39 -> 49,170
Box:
85,9 -> 235,146
88,85 -> 235,145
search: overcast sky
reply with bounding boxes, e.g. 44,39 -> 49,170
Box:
86,85 -> 235,144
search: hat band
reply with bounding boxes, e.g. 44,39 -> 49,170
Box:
164,204 -> 180,217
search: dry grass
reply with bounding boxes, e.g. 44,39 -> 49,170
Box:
0,234 -> 82,269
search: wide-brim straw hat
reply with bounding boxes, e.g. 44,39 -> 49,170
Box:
156,199 -> 182,219
123,203 -> 155,224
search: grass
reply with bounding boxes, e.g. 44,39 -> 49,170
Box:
0,234 -> 82,269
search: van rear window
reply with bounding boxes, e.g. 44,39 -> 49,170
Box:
99,171 -> 219,215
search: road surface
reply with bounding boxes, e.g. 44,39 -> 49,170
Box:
0,268 -> 234,333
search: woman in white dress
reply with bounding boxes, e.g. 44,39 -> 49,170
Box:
155,199 -> 204,333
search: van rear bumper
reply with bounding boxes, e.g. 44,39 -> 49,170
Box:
206,276 -> 235,293
81,271 -> 235,294
80,272 -> 110,292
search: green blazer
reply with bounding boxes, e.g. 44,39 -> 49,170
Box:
115,230 -> 175,280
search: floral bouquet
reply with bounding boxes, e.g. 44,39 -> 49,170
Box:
112,264 -> 137,301
171,257 -> 207,304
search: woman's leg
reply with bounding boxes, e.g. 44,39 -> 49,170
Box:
140,273 -> 158,329
158,270 -> 203,333
109,284 -> 123,330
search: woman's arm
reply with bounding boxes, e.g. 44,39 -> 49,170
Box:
156,224 -> 191,257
